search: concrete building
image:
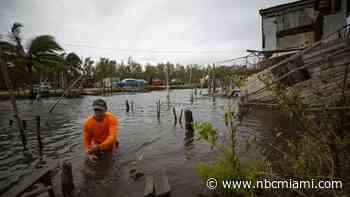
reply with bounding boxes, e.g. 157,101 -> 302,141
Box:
260,0 -> 349,51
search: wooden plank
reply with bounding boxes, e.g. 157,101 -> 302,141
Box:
1,166 -> 54,197
144,175 -> 154,197
22,186 -> 52,197
51,169 -> 64,197
154,173 -> 170,197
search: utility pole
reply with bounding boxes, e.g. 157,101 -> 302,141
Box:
0,49 -> 26,148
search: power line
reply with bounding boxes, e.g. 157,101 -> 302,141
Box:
61,43 -> 241,54
3,34 -> 243,54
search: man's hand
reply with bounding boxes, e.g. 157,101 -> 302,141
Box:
88,146 -> 99,155
87,154 -> 99,163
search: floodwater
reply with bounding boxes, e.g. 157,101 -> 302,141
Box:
0,89 -> 277,197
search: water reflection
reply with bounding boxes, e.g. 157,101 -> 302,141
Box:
184,127 -> 195,160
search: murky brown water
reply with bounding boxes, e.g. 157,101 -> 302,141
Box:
0,89 -> 275,196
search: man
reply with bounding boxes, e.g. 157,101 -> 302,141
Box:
83,99 -> 118,163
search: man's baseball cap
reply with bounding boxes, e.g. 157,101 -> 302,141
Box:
93,99 -> 107,111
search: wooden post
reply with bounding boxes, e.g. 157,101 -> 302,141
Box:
154,173 -> 170,197
126,100 -> 130,112
212,63 -> 216,96
156,100 -> 161,120
9,119 -> 13,126
42,173 -> 56,197
144,176 -> 154,197
61,162 -> 74,197
190,91 -> 194,103
184,110 -> 193,130
0,51 -> 26,148
22,120 -> 27,130
36,116 -> 43,151
172,107 -> 177,125
179,109 -> 183,125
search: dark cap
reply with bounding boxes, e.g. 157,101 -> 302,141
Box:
93,99 -> 107,110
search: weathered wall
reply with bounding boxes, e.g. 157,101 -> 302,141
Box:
262,17 -> 277,50
261,0 -> 348,50
275,7 -> 319,31
322,0 -> 348,38
278,31 -> 315,49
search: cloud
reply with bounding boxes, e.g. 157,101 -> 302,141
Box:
0,0 -> 295,65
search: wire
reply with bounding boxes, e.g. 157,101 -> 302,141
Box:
1,34 -> 243,54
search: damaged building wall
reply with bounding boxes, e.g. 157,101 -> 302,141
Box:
262,17 -> 277,50
260,0 -> 348,51
322,0 -> 348,38
261,1 -> 318,50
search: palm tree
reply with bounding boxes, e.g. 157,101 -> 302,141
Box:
63,52 -> 82,84
1,23 -> 64,95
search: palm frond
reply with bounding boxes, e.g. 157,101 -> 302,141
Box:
28,35 -> 63,56
65,52 -> 82,66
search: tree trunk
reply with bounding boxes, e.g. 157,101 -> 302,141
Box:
0,51 -> 26,147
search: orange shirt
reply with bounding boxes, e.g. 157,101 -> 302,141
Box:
83,112 -> 118,153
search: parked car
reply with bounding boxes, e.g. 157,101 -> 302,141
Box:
116,78 -> 147,87
151,79 -> 163,86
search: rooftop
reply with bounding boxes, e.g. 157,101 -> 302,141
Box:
259,0 -> 316,16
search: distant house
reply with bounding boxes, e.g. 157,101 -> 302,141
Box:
260,0 -> 349,51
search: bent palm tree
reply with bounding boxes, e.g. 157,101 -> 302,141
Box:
1,23 -> 64,95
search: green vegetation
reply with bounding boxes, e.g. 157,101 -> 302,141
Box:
194,103 -> 264,197
193,73 -> 350,196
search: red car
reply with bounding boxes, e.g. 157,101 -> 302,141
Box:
151,79 -> 163,86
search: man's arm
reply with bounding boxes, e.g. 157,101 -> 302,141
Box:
98,115 -> 118,151
83,120 -> 93,153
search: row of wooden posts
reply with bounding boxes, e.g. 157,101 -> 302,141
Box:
9,115 -> 43,152
125,99 -> 194,129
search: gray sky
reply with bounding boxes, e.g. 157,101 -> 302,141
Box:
0,0 -> 295,65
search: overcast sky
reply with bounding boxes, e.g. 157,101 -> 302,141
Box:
0,0 -> 295,65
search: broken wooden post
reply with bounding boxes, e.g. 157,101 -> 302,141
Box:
184,110 -> 193,130
179,109 -> 183,125
42,172 -> 56,197
156,100 -> 161,119
212,63 -> 216,96
172,107 -> 177,125
154,173 -> 170,197
61,162 -> 74,197
36,116 -> 43,151
126,100 -> 130,112
144,176 -> 154,197
22,120 -> 27,130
